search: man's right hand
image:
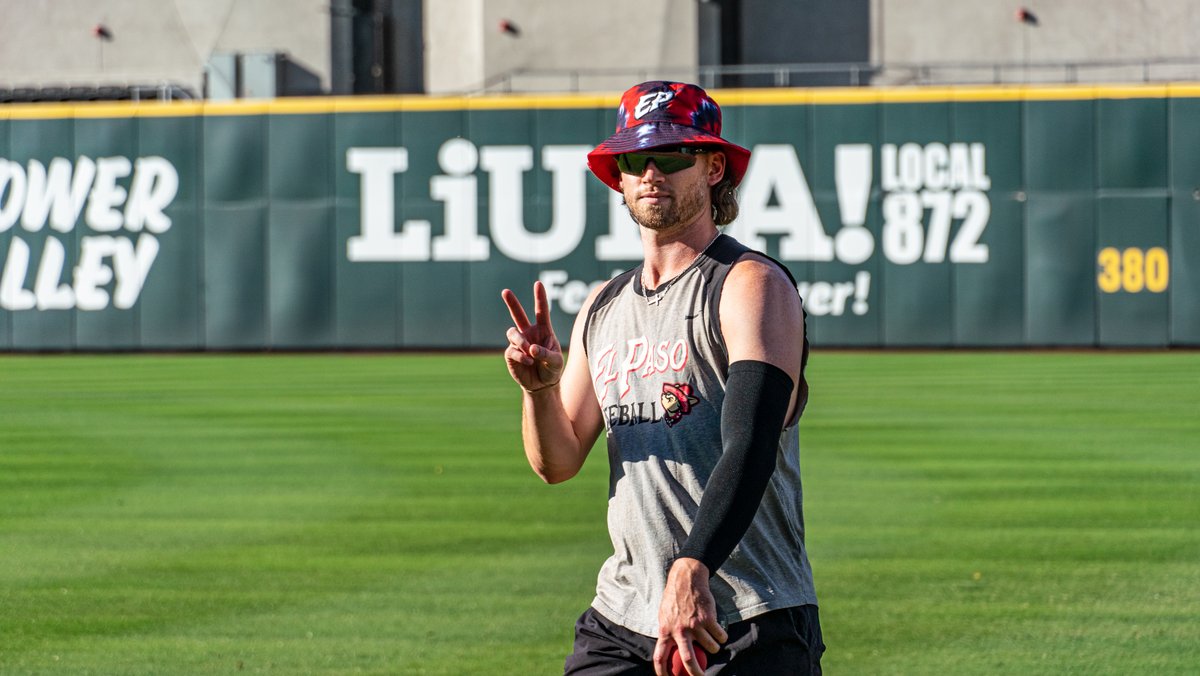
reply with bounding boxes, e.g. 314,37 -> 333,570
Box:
654,558 -> 726,676
502,281 -> 564,393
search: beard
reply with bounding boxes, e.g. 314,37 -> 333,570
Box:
623,179 -> 709,232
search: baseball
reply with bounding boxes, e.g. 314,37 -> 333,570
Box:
668,641 -> 708,675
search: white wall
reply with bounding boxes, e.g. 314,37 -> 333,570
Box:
0,0 -> 331,93
3,0 -> 1199,96
425,0 -> 699,94
872,0 -> 1200,83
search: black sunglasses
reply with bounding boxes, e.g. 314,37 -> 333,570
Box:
615,147 -> 709,176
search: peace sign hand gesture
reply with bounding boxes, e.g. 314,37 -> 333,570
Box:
502,281 -> 564,394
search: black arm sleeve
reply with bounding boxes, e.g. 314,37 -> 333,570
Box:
675,360 -> 795,573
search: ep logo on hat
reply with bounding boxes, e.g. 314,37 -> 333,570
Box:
587,81 -> 752,192
634,91 -> 675,118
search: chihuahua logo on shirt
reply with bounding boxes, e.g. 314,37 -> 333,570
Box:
660,382 -> 700,427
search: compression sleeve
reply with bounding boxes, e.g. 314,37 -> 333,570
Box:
675,359 -> 795,573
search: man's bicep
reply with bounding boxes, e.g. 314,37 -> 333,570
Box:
560,284 -> 607,452
560,355 -> 602,454
719,258 -> 804,380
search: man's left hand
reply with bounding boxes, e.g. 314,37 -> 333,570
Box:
653,558 -> 727,675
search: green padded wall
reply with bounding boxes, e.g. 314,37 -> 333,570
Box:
1,85 -> 1197,350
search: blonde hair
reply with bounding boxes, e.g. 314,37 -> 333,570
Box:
711,175 -> 739,226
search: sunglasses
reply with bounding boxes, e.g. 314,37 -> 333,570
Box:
615,147 -> 709,175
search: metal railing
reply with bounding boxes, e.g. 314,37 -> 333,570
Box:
469,57 -> 1200,94
0,83 -> 197,104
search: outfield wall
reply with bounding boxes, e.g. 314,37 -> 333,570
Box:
1,85 -> 1198,350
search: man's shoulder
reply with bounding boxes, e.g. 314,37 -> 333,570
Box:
575,267 -> 639,343
588,268 -> 639,314
710,235 -> 796,286
726,254 -> 798,296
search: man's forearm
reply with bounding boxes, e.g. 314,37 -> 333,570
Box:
676,360 -> 794,571
521,384 -> 588,484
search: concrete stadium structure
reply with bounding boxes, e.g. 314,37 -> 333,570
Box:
1,0 -> 1199,98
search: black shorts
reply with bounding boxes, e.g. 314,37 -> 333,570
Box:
563,605 -> 824,675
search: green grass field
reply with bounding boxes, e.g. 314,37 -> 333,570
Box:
1,351 -> 1198,674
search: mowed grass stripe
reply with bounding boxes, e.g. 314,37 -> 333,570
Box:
801,352 -> 1200,675
1,352 -> 1198,674
1,355 -> 604,674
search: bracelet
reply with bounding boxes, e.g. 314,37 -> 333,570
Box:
523,381 -> 561,394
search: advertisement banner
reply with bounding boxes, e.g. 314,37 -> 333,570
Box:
1,85 -> 1197,350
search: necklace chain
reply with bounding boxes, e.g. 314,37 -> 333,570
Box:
642,233 -> 720,306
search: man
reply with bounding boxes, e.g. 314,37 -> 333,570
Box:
503,81 -> 822,675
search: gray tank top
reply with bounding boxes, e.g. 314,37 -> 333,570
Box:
582,234 -> 816,638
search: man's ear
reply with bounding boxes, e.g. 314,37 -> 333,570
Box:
706,151 -> 727,187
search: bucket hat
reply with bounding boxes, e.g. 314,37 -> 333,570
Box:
586,81 -> 751,192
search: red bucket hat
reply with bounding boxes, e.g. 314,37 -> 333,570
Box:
587,81 -> 751,192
